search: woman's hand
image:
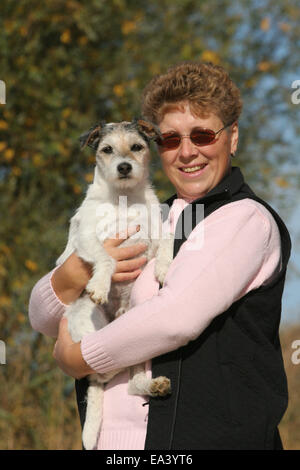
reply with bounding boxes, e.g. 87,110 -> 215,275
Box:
51,225 -> 148,305
53,317 -> 95,379
103,225 -> 148,282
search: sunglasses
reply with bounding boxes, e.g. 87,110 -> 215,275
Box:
156,122 -> 234,150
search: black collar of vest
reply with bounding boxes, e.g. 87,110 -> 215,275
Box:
164,166 -> 245,208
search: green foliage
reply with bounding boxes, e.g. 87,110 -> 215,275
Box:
0,0 -> 299,449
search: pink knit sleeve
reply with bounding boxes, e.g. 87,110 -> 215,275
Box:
80,199 -> 282,373
28,266 -> 67,338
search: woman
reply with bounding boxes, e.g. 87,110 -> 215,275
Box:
29,62 -> 291,450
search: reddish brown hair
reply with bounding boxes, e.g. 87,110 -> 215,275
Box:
141,61 -> 243,125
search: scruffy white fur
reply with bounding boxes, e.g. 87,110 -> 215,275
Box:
56,120 -> 173,450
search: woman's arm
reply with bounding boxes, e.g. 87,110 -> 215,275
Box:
28,252 -> 94,337
28,266 -> 68,338
28,226 -> 148,337
78,199 -> 282,374
51,253 -> 92,305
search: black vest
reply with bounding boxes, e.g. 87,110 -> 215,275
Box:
75,166 -> 291,450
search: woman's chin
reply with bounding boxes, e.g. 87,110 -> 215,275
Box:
175,178 -> 211,201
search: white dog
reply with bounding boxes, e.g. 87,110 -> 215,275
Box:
56,119 -> 173,450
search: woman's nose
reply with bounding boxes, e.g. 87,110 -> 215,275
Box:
179,135 -> 198,159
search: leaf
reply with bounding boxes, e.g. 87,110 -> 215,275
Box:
201,50 -> 220,64
275,177 -> 290,189
113,84 -> 125,97
4,149 -> 14,161
60,30 -> 71,44
257,61 -> 273,72
25,260 -> 38,272
121,21 -> 137,35
278,22 -> 291,33
260,17 -> 270,31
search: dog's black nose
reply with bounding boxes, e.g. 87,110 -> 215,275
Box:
117,162 -> 132,176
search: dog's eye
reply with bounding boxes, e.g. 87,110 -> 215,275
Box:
131,143 -> 144,152
101,146 -> 113,154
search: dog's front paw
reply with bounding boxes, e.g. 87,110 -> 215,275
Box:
154,263 -> 169,285
154,235 -> 174,285
149,376 -> 171,397
85,277 -> 109,304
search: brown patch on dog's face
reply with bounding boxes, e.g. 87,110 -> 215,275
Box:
119,131 -> 149,163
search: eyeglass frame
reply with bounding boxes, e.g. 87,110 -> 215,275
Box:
156,120 -> 236,149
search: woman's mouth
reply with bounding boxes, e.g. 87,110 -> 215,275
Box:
179,163 -> 207,177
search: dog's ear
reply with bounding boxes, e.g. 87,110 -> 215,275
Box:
78,122 -> 105,150
134,118 -> 162,142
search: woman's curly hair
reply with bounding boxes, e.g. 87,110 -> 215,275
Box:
141,61 -> 243,126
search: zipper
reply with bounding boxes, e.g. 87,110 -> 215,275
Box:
168,350 -> 182,450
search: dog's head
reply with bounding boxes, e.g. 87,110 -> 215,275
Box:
79,119 -> 161,189
79,118 -> 161,150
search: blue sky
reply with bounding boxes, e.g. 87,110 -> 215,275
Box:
280,198 -> 300,326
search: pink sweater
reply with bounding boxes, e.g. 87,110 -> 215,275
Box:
28,198 -> 282,450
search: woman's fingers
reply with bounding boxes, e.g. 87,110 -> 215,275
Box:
103,225 -> 148,262
116,256 -> 148,273
113,243 -> 148,261
111,256 -> 148,282
101,225 -> 148,282
112,269 -> 143,282
103,225 -> 140,248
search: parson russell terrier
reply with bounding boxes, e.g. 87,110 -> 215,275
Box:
56,119 -> 173,450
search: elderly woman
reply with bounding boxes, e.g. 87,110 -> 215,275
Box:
29,62 -> 291,450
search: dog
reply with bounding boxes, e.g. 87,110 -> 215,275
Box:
56,119 -> 173,450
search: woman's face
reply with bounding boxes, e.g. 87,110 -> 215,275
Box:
157,103 -> 239,201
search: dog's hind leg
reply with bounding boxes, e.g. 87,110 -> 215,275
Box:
82,378 -> 104,450
128,364 -> 171,397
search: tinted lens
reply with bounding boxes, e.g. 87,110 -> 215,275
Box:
157,133 -> 181,149
190,128 -> 216,145
157,128 -> 217,149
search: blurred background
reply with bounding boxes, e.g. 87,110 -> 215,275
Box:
0,0 -> 299,450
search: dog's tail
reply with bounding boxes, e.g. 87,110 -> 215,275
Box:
82,379 -> 104,450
